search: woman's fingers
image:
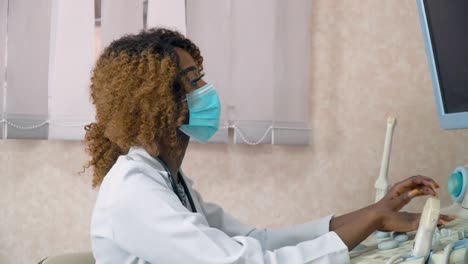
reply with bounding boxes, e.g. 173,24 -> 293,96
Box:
389,176 -> 440,199
391,190 -> 420,209
378,176 -> 442,213
438,214 -> 457,226
407,186 -> 437,198
385,186 -> 437,211
381,213 -> 457,232
391,175 -> 440,195
421,186 -> 437,196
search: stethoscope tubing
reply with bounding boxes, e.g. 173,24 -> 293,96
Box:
156,157 -> 197,213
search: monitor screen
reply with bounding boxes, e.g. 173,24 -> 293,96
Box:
417,0 -> 468,129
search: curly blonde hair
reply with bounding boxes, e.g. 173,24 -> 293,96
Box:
84,28 -> 203,187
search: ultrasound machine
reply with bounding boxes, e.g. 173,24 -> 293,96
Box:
350,1 -> 468,263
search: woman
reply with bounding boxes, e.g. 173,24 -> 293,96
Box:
86,28 -> 453,263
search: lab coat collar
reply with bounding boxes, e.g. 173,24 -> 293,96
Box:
127,146 -> 166,172
127,146 -> 193,187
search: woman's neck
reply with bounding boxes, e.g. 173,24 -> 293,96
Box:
157,139 -> 189,183
158,152 -> 183,183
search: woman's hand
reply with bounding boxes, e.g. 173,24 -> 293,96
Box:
378,175 -> 439,211
372,175 -> 456,232
331,175 -> 456,250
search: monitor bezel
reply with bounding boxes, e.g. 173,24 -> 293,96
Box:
417,0 -> 468,129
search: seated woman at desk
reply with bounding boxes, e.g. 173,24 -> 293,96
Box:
86,28 -> 454,264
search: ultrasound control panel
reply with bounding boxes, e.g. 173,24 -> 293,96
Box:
350,219 -> 468,263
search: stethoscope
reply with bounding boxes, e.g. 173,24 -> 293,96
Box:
156,157 -> 197,213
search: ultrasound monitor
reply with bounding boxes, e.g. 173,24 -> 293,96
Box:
417,0 -> 468,129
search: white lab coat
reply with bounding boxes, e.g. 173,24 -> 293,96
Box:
91,146 -> 350,263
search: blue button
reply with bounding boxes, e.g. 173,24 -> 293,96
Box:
378,240 -> 399,251
448,172 -> 463,198
394,234 -> 409,243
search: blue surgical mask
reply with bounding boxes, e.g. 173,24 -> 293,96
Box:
179,83 -> 221,143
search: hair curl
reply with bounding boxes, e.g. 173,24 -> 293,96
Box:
84,28 -> 203,187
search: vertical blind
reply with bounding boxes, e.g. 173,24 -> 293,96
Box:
101,0 -> 143,50
48,0 -> 95,140
0,0 -> 311,145
0,0 -> 6,139
187,0 -> 311,144
6,0 -> 52,139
